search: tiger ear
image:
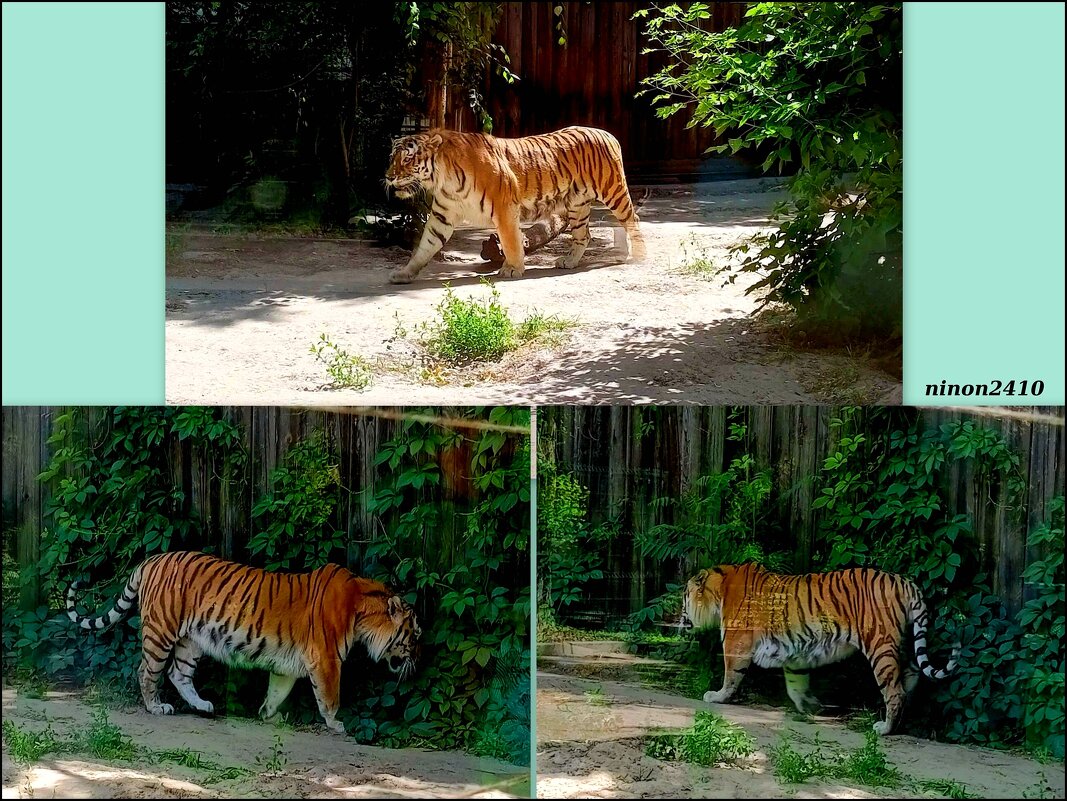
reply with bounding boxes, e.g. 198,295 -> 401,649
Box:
426,133 -> 444,150
387,595 -> 404,617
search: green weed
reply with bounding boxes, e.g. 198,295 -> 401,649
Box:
81,707 -> 137,760
1,721 -> 63,764
412,280 -> 575,365
310,334 -> 372,390
916,778 -> 979,799
255,733 -> 287,774
584,686 -> 610,707
645,711 -> 756,767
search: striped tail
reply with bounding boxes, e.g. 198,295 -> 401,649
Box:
66,565 -> 143,631
910,596 -> 960,680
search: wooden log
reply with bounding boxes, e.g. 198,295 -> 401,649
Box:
479,215 -> 566,264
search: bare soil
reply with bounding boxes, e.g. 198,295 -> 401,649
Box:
1,688 -> 527,799
536,672 -> 1065,800
165,180 -> 901,405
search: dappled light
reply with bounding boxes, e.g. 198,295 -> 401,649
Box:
166,185 -> 899,406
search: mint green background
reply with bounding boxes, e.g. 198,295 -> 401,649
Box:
906,2 -> 1065,405
1,4 -> 1063,406
2,3 -> 164,405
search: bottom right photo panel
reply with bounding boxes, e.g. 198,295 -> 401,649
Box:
535,405 -> 1065,800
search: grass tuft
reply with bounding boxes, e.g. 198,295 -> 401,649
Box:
646,710 -> 756,767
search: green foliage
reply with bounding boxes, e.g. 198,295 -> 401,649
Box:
628,415 -> 791,630
3,408 -> 245,689
249,432 -> 349,571
638,3 -> 903,339
411,281 -> 575,366
2,707 -> 136,764
537,467 -> 615,614
810,407 -> 1063,757
424,282 -> 517,362
398,2 -> 515,132
2,720 -> 64,764
5,406 -> 530,763
255,734 -> 288,774
771,730 -> 903,789
355,406 -> 531,763
937,497 -> 1064,757
1014,497 -> 1065,756
310,334 -> 373,390
634,415 -> 786,569
646,711 -> 756,766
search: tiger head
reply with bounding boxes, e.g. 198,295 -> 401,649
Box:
380,595 -> 421,681
384,133 -> 444,199
681,567 -> 729,631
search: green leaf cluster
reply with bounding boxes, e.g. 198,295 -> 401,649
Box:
638,2 -> 903,339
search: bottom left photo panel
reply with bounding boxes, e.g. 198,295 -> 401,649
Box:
2,405 -> 532,799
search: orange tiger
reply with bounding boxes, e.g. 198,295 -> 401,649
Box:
682,563 -> 959,735
383,126 -> 647,283
67,551 -> 421,734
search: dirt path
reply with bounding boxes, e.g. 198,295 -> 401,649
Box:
536,672 -> 1064,800
1,689 -> 527,799
165,180 -> 900,405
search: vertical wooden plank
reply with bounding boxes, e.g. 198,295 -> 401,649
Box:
15,408 -> 45,609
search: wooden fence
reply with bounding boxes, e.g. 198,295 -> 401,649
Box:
2,406 -> 529,611
443,1 -> 753,182
538,406 -> 1065,621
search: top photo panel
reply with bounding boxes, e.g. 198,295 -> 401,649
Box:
165,2 -> 903,406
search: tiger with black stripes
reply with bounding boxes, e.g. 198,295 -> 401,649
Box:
682,563 -> 959,735
384,126 -> 647,283
67,551 -> 421,734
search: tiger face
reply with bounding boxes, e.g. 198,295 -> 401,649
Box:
682,568 -> 724,631
385,134 -> 442,199
381,595 -> 421,680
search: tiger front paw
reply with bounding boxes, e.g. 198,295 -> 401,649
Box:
703,690 -> 728,704
324,718 -> 346,735
498,262 -> 525,279
873,720 -> 892,736
389,269 -> 414,285
149,703 -> 175,716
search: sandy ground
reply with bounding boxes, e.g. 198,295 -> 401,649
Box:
535,672 -> 1065,800
1,689 -> 528,799
165,180 -> 901,405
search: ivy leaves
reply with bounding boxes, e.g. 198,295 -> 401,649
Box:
356,408 -> 531,763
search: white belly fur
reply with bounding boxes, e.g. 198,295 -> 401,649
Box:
185,622 -> 307,677
752,634 -> 858,669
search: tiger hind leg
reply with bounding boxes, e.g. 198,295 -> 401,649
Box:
600,179 -> 646,261
555,201 -> 592,269
783,667 -> 823,715
167,637 -> 213,715
866,649 -> 906,735
260,672 -> 299,722
138,628 -> 176,715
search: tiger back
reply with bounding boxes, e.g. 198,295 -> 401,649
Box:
384,126 -> 647,283
682,563 -> 958,735
67,551 -> 421,734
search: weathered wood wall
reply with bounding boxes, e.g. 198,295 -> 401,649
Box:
539,406 -> 1065,622
2,407 -> 525,611
445,1 -> 754,182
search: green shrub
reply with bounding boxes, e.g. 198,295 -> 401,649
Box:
646,711 -> 756,766
639,2 -> 903,340
425,282 -> 516,362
